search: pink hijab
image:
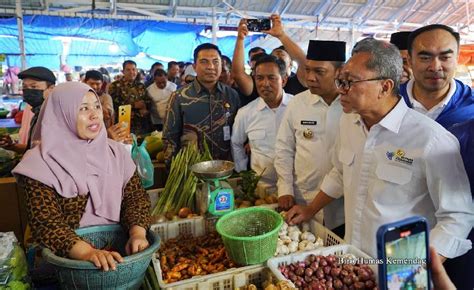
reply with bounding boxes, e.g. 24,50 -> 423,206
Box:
13,82 -> 136,225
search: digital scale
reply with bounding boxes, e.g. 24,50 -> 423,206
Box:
191,160 -> 235,216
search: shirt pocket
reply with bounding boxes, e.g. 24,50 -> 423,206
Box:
375,163 -> 412,185
372,163 -> 414,205
248,129 -> 266,147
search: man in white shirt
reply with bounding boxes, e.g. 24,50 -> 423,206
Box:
231,54 -> 293,187
274,40 -> 346,236
146,68 -> 177,131
286,38 -> 473,260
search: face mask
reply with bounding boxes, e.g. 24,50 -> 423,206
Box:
23,89 -> 44,108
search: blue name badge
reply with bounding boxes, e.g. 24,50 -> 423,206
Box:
215,191 -> 231,211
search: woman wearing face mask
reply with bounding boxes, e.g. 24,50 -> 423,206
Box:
12,82 -> 151,271
0,67 -> 56,153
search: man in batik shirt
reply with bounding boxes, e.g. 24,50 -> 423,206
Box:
163,43 -> 240,166
109,60 -> 153,136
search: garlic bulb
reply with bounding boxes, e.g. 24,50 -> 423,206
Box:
298,240 -> 309,251
314,237 -> 324,248
276,245 -> 289,255
301,232 -> 316,243
288,241 -> 298,253
281,236 -> 292,245
289,231 -> 300,242
277,239 -> 284,247
287,225 -> 299,233
304,242 -> 315,251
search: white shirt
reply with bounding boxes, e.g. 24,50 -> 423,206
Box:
321,98 -> 473,258
146,81 -> 177,124
274,90 -> 345,229
231,93 -> 293,187
406,78 -> 456,120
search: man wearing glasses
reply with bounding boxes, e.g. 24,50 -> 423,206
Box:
286,38 -> 473,260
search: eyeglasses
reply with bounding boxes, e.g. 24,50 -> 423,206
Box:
334,77 -> 386,91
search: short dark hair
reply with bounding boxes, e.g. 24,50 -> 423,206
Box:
167,61 -> 178,70
248,46 -> 266,57
193,43 -> 222,63
221,55 -> 232,69
150,62 -> 163,70
330,61 -> 344,69
250,52 -> 267,63
153,68 -> 167,78
177,61 -> 185,68
84,70 -> 104,82
98,67 -> 109,76
272,45 -> 286,53
407,24 -> 460,55
254,54 -> 287,77
122,60 -> 136,70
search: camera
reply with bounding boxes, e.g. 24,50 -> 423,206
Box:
246,18 -> 271,32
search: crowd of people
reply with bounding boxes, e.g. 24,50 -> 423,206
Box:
0,15 -> 472,288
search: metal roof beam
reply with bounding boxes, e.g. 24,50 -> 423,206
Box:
387,0 -> 417,23
319,0 -> 341,25
115,3 -> 167,20
271,0 -> 285,14
167,0 -> 177,17
312,0 -> 331,17
280,0 -> 293,17
425,0 -> 452,25
398,0 -> 429,27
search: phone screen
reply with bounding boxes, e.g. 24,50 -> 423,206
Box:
384,222 -> 429,290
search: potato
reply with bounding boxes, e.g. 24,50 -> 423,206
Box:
241,200 -> 252,207
178,207 -> 192,218
264,195 -> 274,204
255,199 -> 266,206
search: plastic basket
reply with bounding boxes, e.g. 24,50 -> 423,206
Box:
216,207 -> 283,265
151,217 -> 264,290
42,225 -> 161,290
267,244 -> 378,288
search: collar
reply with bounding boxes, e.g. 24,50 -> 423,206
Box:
406,78 -> 456,109
377,98 -> 408,133
352,98 -> 407,134
192,79 -> 223,95
304,90 -> 340,106
256,92 -> 292,111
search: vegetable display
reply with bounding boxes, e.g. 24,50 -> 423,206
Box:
156,232 -> 237,284
278,254 -> 377,289
275,220 -> 324,256
151,142 -> 211,217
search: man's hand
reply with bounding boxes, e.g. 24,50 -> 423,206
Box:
278,195 -> 295,211
262,14 -> 285,38
285,204 -> 316,225
430,247 -> 455,290
134,100 -> 146,110
126,226 -> 149,256
237,19 -> 249,40
0,134 -> 13,148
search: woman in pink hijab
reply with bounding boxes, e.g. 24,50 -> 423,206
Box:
13,82 -> 151,271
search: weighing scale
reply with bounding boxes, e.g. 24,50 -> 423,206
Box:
191,160 -> 235,216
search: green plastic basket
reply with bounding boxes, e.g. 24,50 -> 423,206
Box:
42,224 -> 160,290
216,207 -> 283,265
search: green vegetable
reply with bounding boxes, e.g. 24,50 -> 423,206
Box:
152,141 -> 211,215
238,169 -> 265,201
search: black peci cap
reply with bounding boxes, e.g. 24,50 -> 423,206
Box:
307,40 -> 346,62
390,31 -> 411,51
18,66 -> 56,84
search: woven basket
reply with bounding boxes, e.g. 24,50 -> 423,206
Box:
42,224 -> 160,290
216,207 -> 283,265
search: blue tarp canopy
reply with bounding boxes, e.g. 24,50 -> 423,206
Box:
0,15 -> 263,70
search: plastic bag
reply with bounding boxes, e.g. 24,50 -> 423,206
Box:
131,134 -> 154,188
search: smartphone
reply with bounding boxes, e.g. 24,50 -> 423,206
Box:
377,216 -> 430,290
246,18 -> 271,32
118,104 -> 132,135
